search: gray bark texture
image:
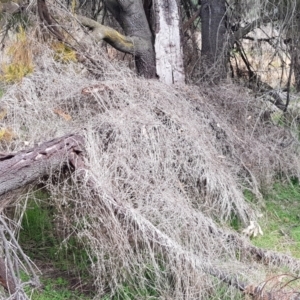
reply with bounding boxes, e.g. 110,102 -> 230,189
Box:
153,0 -> 185,84
0,134 -> 84,197
292,10 -> 300,92
104,0 -> 156,78
200,0 -> 227,82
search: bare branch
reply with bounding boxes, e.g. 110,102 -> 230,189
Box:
183,7 -> 201,33
231,17 -> 272,44
76,15 -> 135,54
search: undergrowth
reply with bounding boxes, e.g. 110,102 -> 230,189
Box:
252,180 -> 300,258
18,190 -> 94,299
22,273 -> 89,300
0,26 -> 33,82
1,8 -> 300,298
52,42 -> 77,63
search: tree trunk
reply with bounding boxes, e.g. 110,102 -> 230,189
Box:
279,2 -> 300,93
292,9 -> 300,92
153,0 -> 185,84
200,0 -> 227,83
104,0 -> 156,78
293,49 -> 300,92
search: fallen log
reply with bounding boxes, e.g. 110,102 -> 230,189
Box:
1,133 -> 300,299
0,134 -> 84,197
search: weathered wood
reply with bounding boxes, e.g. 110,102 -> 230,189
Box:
154,0 -> 185,84
0,134 -> 84,197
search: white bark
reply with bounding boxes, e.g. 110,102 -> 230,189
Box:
154,0 -> 185,84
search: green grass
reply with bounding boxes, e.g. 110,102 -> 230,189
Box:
101,263 -> 161,300
20,190 -> 91,271
251,180 -> 300,257
209,283 -> 243,300
22,274 -> 88,300
19,190 -> 94,299
230,189 -> 255,231
20,194 -> 55,256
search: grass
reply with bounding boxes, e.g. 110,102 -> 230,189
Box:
209,283 -> 243,300
20,190 -> 91,270
102,283 -> 158,300
22,274 -> 89,300
250,179 -> 300,257
101,262 -> 162,299
0,26 -> 34,83
19,190 -> 94,299
52,42 -> 77,63
16,165 -> 300,300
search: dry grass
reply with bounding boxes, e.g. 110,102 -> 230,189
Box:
0,27 -> 34,83
0,8 -> 300,299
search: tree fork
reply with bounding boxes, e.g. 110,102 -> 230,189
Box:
104,0 -> 156,78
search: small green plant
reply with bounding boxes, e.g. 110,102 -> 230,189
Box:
209,283 -> 244,300
230,189 -> 255,231
52,42 -> 77,63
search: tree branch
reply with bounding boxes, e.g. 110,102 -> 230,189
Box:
231,17 -> 271,44
76,15 -> 135,54
183,7 -> 201,33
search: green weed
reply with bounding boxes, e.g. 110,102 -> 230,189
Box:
0,26 -> 34,83
52,42 -> 77,63
230,189 -> 255,231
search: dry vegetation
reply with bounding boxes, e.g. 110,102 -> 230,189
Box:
1,7 -> 300,300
